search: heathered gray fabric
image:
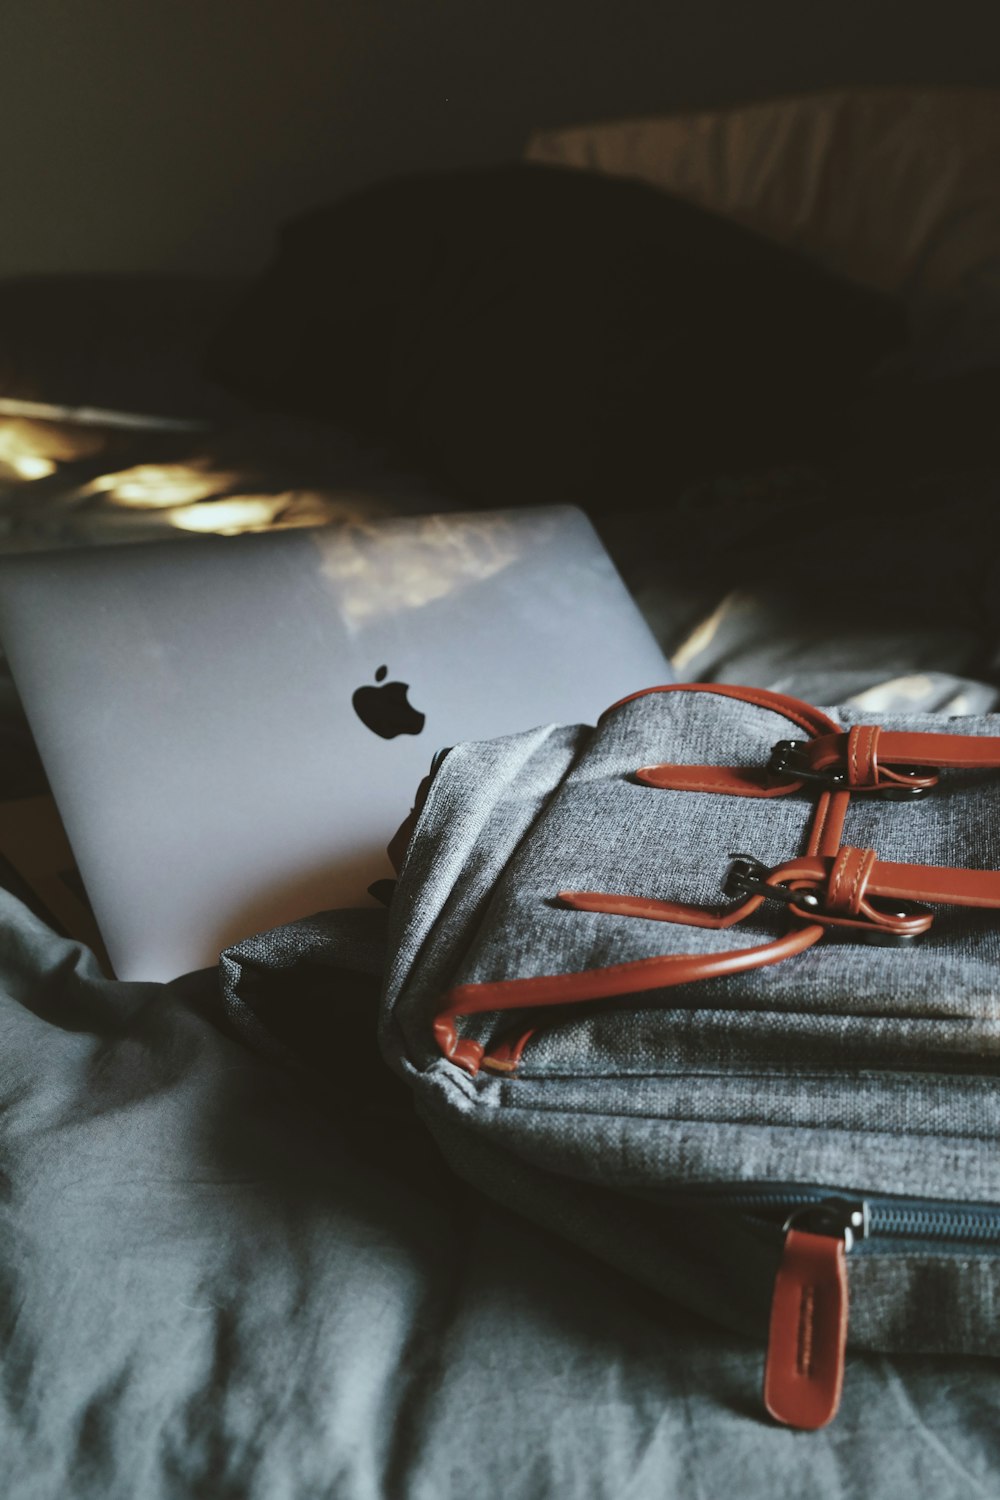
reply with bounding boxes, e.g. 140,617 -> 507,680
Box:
219,905 -> 389,1065
380,690 -> 1000,1355
6,877 -> 1000,1498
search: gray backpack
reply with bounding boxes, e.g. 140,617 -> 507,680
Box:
371,682 -> 1000,1429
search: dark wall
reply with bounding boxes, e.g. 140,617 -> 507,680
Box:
3,0 -> 999,276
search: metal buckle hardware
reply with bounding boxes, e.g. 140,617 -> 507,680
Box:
723,855 -> 930,946
723,855 -> 821,911
767,740 -> 934,800
767,741 -> 847,789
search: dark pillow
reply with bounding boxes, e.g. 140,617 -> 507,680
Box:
205,164 -> 906,506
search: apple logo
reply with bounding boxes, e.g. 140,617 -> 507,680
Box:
352,665 -> 425,740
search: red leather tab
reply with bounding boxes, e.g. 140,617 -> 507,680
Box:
480,1028 -> 536,1074
432,1015 -> 485,1075
635,764 -> 796,797
557,890 -> 763,929
763,1229 -> 848,1431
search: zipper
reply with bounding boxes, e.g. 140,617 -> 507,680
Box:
746,1190 -> 1000,1430
708,1187 -> 1000,1250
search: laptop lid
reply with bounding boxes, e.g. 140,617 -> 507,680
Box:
0,506 -> 671,981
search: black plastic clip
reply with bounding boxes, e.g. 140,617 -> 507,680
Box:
768,740 -> 933,800
768,740 -> 847,788
723,855 -> 929,944
723,855 -> 821,911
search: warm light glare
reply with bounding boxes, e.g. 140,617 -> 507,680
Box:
10,453 -> 57,480
311,512 -> 524,627
0,422 -> 61,480
164,496 -> 286,533
2,432 -> 408,544
0,417 -> 107,482
86,463 -> 239,509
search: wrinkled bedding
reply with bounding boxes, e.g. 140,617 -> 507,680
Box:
3,387 -> 1000,1493
3,893 -> 1000,1500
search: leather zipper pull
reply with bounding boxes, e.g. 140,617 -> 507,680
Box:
763,1200 -> 868,1430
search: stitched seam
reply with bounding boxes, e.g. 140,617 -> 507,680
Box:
797,1284 -> 816,1377
828,851 -> 849,911
480,1093 -> 1000,1141
830,853 -> 845,909
848,851 -> 871,915
496,1066 -> 1000,1089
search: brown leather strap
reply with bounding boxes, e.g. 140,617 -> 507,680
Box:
600,682 -> 843,740
636,764 -> 790,796
631,687 -> 1000,798
557,889 -> 765,929
824,845 -> 877,915
641,725 -> 1000,798
563,847 -> 1000,942
618,682 -> 843,798
844,724 -> 880,788
808,727 -> 1000,777
809,786 -> 849,860
440,837 -> 999,1073
775,850 -> 1000,911
433,923 -> 826,1075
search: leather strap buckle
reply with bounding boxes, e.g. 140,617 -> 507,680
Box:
723,855 -> 821,911
768,740 -> 933,799
724,853 -> 931,945
768,740 -> 847,789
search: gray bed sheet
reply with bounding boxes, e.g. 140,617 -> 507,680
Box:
2,890 -> 1000,1500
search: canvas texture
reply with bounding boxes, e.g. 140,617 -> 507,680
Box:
367,688 -> 1000,1356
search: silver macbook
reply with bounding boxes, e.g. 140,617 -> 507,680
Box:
0,506 -> 670,981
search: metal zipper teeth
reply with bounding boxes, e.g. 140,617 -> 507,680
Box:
866,1207 -> 1000,1243
705,1191 -> 1000,1246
